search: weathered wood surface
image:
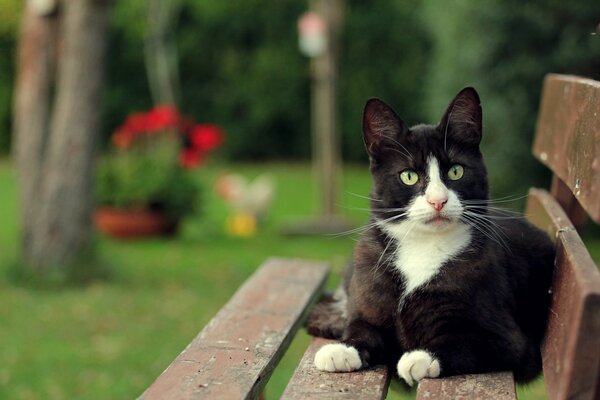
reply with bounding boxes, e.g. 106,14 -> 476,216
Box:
533,74 -> 600,223
416,372 -> 516,400
140,258 -> 329,400
281,337 -> 390,399
526,189 -> 600,400
550,175 -> 588,232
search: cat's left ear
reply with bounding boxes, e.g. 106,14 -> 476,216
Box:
439,87 -> 482,146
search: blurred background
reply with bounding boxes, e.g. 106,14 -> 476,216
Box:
0,0 -> 598,399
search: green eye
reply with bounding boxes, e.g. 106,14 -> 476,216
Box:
448,164 -> 464,180
400,170 -> 419,186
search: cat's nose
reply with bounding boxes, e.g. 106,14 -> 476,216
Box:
427,197 -> 448,212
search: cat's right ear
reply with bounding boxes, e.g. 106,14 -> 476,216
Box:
439,87 -> 482,146
362,98 -> 407,160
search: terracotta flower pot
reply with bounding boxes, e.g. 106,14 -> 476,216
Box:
94,207 -> 178,239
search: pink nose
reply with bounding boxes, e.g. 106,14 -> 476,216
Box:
427,198 -> 447,212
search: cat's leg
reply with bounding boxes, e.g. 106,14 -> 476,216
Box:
314,343 -> 362,372
314,318 -> 388,372
396,349 -> 441,386
396,327 -> 530,385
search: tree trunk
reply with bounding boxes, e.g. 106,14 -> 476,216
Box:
13,0 -> 109,273
13,0 -> 58,262
144,0 -> 182,106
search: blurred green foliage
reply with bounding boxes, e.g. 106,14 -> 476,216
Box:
95,134 -> 199,221
0,0 -> 20,153
340,0 -> 432,160
1,0 -> 599,191
422,0 -> 600,196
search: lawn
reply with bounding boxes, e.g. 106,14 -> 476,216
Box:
3,158 -> 597,399
0,159 -> 380,399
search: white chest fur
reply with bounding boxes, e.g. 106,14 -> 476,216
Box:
380,221 -> 471,294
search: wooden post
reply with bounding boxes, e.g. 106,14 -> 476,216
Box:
282,0 -> 351,235
312,0 -> 342,219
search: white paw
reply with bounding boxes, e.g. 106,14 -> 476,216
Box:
397,350 -> 440,386
314,343 -> 362,372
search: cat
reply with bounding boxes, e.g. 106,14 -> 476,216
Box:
306,87 -> 555,386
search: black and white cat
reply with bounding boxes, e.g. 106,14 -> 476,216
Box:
306,88 -> 554,386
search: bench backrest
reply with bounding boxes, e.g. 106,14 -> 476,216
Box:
526,74 -> 600,400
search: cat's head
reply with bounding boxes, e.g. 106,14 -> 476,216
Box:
363,88 -> 488,234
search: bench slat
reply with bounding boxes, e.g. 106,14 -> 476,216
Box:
533,74 -> 600,223
526,189 -> 600,400
416,372 -> 516,400
140,258 -> 329,400
281,337 -> 390,399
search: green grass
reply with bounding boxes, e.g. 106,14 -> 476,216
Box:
0,160 -> 376,399
4,158 -> 596,399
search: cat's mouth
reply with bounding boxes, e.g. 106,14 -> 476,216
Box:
426,215 -> 452,225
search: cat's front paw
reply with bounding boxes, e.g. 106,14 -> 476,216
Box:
314,343 -> 362,372
397,350 -> 440,386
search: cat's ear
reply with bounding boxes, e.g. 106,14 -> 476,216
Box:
440,87 -> 482,146
363,98 -> 407,159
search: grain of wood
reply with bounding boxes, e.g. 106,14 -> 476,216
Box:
139,258 -> 329,400
533,74 -> 600,223
416,372 -> 516,400
526,189 -> 600,400
281,337 -> 390,399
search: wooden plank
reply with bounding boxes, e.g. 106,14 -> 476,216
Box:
550,175 -> 588,232
281,337 -> 390,399
532,74 -> 600,223
526,189 -> 600,400
416,372 -> 516,400
140,258 -> 329,400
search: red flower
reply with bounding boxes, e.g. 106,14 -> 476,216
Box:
178,117 -> 195,136
112,128 -> 136,150
189,124 -> 224,152
145,105 -> 180,132
110,106 -> 224,167
123,112 -> 147,135
179,148 -> 204,169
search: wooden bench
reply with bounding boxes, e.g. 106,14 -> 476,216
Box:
140,74 -> 600,399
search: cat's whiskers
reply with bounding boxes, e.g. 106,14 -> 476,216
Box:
328,223 -> 377,238
442,103 -> 457,152
462,194 -> 528,205
462,214 -> 505,250
463,205 -> 523,220
385,136 -> 415,161
328,211 -> 410,238
461,211 -> 511,252
345,206 -> 410,213
466,216 -> 509,247
388,147 -> 414,160
372,235 -> 396,279
346,191 -> 383,202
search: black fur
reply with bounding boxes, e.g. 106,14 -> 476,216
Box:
306,88 -> 554,382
